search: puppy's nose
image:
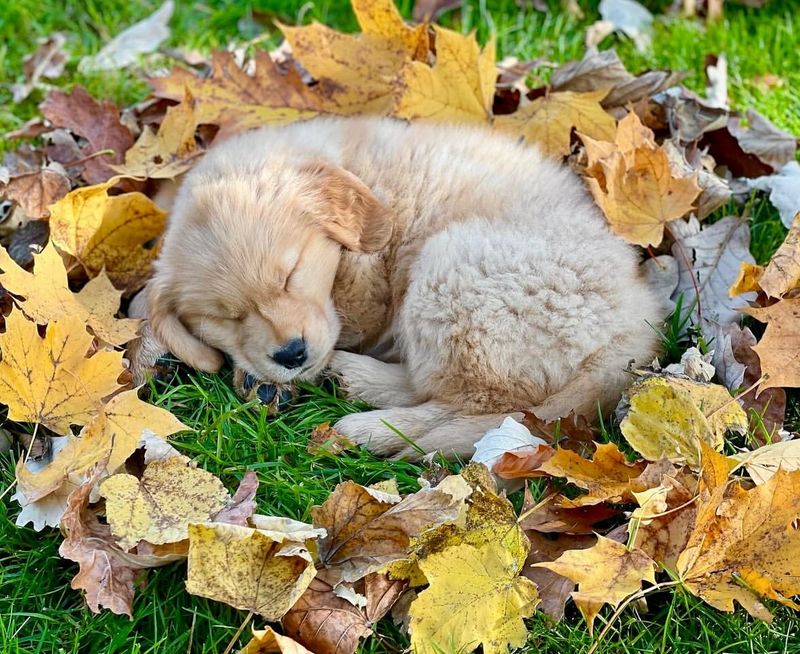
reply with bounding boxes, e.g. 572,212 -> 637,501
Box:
272,338 -> 307,369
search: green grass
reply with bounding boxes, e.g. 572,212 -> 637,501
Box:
1,0 -> 800,652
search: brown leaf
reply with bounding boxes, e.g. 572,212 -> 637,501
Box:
518,489 -> 620,535
1,168 -> 70,218
744,299 -> 800,391
282,568 -> 372,654
40,86 -> 134,185
760,212 -> 800,298
364,572 -> 407,623
240,627 -> 314,654
212,470 -> 259,526
12,33 -> 68,102
492,444 -> 555,479
307,422 -> 356,455
412,0 -> 462,21
728,109 -> 798,172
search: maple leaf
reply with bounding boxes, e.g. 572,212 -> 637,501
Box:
393,27 -> 496,123
0,167 -> 70,218
110,89 -> 203,179
48,177 -> 167,292
536,442 -> 646,503
0,311 -> 124,435
150,51 -> 318,139
0,242 -> 139,346
408,540 -> 539,654
495,89 -> 616,158
619,375 -> 747,466
677,468 -> 800,620
100,456 -> 231,550
241,627 -> 315,654
312,475 -> 470,582
185,522 -> 317,621
744,299 -> 800,391
39,86 -> 133,185
535,536 -> 656,633
759,212 -> 800,298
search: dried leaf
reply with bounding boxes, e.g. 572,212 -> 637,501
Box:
241,627 -> 315,654
186,522 -> 317,621
307,422 -> 355,455
728,109 -> 798,172
0,312 -> 124,435
472,416 -> 550,489
759,212 -> 800,298
597,0 -> 653,52
733,440 -> 800,485
49,177 -> 167,292
492,445 -> 555,480
518,491 -> 619,535
619,375 -> 747,466
749,162 -> 800,227
0,167 -> 70,218
744,299 -> 800,391
534,536 -> 656,632
212,471 -> 259,526
412,0 -> 462,21
11,33 -> 68,102
0,242 -> 140,345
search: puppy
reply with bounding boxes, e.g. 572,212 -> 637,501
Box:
140,116 -> 665,459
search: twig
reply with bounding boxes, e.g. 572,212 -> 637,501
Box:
704,374 -> 767,420
664,223 -> 702,326
222,610 -> 254,654
0,423 -> 39,503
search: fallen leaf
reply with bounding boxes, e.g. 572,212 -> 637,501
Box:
677,468 -> 800,620
307,422 -> 355,455
492,445 -> 555,480
79,1 -> 173,72
40,86 -> 134,185
110,90 -> 203,179
11,33 -> 68,102
409,540 -> 539,654
733,440 -> 800,485
663,347 -> 715,382
472,416 -> 550,489
212,471 -> 259,526
759,212 -> 800,297
241,627 -> 315,654
728,109 -> 798,172
662,138 -> 730,219
619,375 -> 747,466
729,262 -> 764,297
364,571 -> 407,622
0,311 -> 124,435
535,536 -> 656,632
745,299 -> 800,391
495,89 -> 616,158
749,162 -> 800,227
393,27 -> 495,123
186,522 -> 317,621
0,167 -> 70,218
312,475 -> 469,582
101,456 -> 230,550
412,0 -> 462,21
48,177 -> 167,292
518,491 -> 619,535
0,242 -> 140,345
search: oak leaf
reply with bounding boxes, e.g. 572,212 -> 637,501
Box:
100,456 -> 230,550
48,177 -> 167,292
0,242 -> 139,346
744,299 -> 800,391
619,375 -> 747,466
534,536 -> 656,632
0,311 -> 124,435
409,540 -> 539,654
495,89 -> 616,158
393,27 -> 496,123
186,522 -> 317,621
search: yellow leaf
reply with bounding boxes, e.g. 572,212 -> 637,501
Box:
17,389 -> 186,503
677,469 -> 800,620
110,90 -> 203,179
409,540 -> 539,654
729,262 -> 765,297
619,375 -> 747,466
0,311 -> 124,435
100,456 -> 230,550
743,299 -> 800,391
760,212 -> 800,298
186,522 -> 317,621
351,0 -> 429,59
534,536 -> 656,632
495,90 -> 616,158
49,178 -> 168,292
241,626 -> 314,654
150,51 -> 318,139
393,27 -> 496,123
0,242 -> 139,346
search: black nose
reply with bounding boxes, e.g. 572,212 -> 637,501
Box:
272,338 -> 307,369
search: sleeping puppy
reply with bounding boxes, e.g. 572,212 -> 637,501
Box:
139,116 -> 665,459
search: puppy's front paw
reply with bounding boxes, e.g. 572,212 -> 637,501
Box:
232,368 -> 295,415
125,322 -> 176,385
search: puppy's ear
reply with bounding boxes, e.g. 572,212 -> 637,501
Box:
302,161 -> 393,252
146,275 -> 225,373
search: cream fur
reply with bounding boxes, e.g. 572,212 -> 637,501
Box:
140,116 -> 666,459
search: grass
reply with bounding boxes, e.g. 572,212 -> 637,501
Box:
1,0 -> 799,652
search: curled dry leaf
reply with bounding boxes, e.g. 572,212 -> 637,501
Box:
518,490 -> 619,535
744,299 -> 800,392
749,162 -> 800,227
534,535 -> 656,633
409,540 -> 539,654
39,86 -> 134,185
186,522 -> 317,621
0,167 -> 70,218
0,242 -> 140,346
48,177 -> 167,292
11,33 -> 68,102
619,375 -> 747,466
212,471 -> 259,527
758,212 -> 800,298
492,445 -> 555,480
727,109 -> 798,172
100,456 -> 230,550
0,311 -> 124,435
494,89 -> 616,158
307,422 -> 355,455
241,626 -> 315,654
733,440 -> 800,485
312,474 -> 470,582
472,415 -> 550,490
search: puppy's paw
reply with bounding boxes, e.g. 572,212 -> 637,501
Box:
233,368 -> 295,415
125,322 -> 176,385
333,412 -> 413,458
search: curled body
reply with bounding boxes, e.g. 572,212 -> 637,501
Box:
141,116 -> 666,458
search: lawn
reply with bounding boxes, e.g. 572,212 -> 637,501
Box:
1,0 -> 799,653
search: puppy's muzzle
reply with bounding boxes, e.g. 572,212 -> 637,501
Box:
272,337 -> 308,369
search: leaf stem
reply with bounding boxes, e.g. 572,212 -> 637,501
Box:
222,609 -> 254,654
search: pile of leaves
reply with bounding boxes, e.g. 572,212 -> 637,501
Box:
2,0 -> 800,652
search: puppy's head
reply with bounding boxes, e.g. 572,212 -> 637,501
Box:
147,158 -> 392,384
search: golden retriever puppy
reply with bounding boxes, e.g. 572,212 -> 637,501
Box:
140,116 -> 665,459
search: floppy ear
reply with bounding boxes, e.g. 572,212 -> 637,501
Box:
146,274 -> 225,373
301,161 -> 393,252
